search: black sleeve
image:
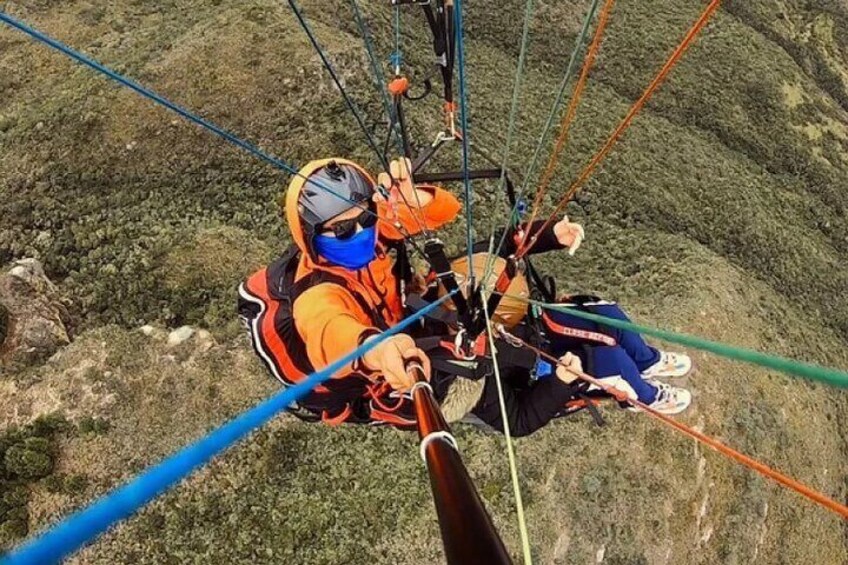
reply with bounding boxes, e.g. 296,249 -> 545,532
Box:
470,373 -> 577,437
471,220 -> 565,259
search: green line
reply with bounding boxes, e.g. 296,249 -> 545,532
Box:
490,0 -> 602,267
517,297 -> 848,389
483,0 -> 536,286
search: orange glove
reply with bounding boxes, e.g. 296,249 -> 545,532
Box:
362,334 -> 432,391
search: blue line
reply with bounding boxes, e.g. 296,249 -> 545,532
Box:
453,0 -> 474,282
350,0 -> 404,158
393,5 -> 402,74
350,0 -> 393,127
1,292 -> 456,565
288,0 -> 389,171
0,11 -> 375,218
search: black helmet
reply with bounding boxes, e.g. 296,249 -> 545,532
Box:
298,160 -> 375,255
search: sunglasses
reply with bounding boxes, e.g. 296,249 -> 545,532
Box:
319,203 -> 378,240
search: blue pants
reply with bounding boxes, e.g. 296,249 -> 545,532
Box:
544,301 -> 661,403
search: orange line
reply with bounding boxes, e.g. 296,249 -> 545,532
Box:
520,0 -> 616,249
513,335 -> 848,520
635,399 -> 848,520
519,0 -> 722,257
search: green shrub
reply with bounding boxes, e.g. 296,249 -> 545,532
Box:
0,484 -> 30,551
0,412 -> 70,549
4,440 -> 53,480
43,473 -> 89,495
78,416 -> 111,436
29,413 -> 69,438
0,507 -> 28,548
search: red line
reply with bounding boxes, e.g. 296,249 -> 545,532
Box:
519,0 -> 723,257
520,0 -> 617,250
511,333 -> 848,520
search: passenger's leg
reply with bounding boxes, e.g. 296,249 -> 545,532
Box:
545,301 -> 660,372
583,345 -> 659,404
469,368 -> 578,437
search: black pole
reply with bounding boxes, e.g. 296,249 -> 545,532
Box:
394,96 -> 414,161
408,364 -> 513,565
413,168 -> 504,183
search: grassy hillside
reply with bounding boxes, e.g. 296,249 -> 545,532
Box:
2,0 -> 848,563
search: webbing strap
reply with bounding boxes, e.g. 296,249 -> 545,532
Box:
421,3 -> 452,101
407,293 -> 458,326
425,239 -> 471,324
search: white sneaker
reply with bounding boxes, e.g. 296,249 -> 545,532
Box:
641,351 -> 692,379
643,382 -> 692,415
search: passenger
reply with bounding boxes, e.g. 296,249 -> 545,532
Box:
239,158 -> 691,434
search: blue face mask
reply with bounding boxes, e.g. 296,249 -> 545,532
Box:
313,226 -> 377,270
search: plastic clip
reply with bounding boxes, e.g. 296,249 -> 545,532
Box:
453,328 -> 476,360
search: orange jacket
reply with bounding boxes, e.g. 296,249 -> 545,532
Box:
285,158 -> 461,377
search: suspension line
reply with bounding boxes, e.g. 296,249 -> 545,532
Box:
481,0 -> 537,288
505,330 -> 848,521
350,0 -> 394,133
288,0 -> 391,172
518,0 -> 615,251
519,0 -> 722,258
0,11 -> 424,245
481,293 -> 534,563
488,0 -> 603,266
453,0 -> 475,285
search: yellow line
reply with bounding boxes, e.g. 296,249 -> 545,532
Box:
481,291 -> 534,564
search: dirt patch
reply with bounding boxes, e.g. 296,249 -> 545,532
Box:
781,81 -> 805,108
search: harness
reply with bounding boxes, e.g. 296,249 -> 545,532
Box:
240,245 -> 404,426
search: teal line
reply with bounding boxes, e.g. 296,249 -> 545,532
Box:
523,297 -> 848,389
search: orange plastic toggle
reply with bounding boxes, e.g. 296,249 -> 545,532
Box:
388,77 -> 410,96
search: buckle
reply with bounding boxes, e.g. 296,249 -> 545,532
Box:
453,328 -> 476,360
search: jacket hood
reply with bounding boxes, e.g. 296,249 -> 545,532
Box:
284,157 -> 378,262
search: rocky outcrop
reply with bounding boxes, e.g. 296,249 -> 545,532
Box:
0,259 -> 71,371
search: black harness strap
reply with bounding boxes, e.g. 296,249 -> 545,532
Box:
579,392 -> 606,427
421,1 -> 454,104
425,238 -> 471,327
407,293 -> 458,326
413,168 -> 504,183
580,344 -> 607,426
502,172 -> 556,303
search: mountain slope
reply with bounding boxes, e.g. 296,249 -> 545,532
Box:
2,1 -> 847,563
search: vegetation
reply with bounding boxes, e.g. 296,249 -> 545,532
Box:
1,0 -> 847,563
0,414 -> 68,550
